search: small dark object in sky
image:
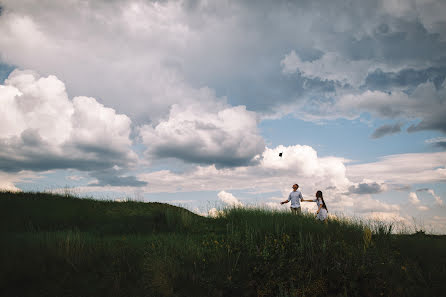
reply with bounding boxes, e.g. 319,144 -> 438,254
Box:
279,152 -> 282,157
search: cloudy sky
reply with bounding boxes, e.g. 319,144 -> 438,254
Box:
1,0 -> 445,232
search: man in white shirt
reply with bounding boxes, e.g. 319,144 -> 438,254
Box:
281,184 -> 303,214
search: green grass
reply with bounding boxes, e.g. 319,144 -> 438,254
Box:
1,191 -> 445,297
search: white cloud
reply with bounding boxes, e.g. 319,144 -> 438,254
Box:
217,191 -> 243,207
73,145 -> 446,230
425,137 -> 446,144
409,192 -> 421,205
427,189 -> 444,206
207,207 -> 223,218
261,145 -> 350,189
304,81 -> 446,133
0,172 -> 25,192
1,70 -> 73,144
334,194 -> 400,214
416,188 -> 444,207
337,90 -> 412,118
0,70 -> 137,176
347,152 -> 446,185
0,182 -> 21,192
347,181 -> 387,195
409,192 -> 429,210
0,170 -> 42,192
131,144 -> 350,195
139,100 -> 265,167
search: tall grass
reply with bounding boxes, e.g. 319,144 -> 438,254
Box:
1,192 -> 445,297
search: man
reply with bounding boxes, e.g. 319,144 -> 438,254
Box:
281,184 -> 303,214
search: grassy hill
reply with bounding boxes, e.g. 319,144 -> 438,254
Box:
1,191 -> 445,297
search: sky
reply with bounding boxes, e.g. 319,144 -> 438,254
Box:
0,0 -> 445,232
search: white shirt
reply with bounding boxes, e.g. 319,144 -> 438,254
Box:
288,190 -> 303,208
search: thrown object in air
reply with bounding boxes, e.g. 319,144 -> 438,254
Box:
279,152 -> 283,157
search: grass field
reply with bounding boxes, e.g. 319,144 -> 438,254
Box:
1,191 -> 445,297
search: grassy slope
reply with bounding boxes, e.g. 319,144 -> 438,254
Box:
0,191 -> 445,297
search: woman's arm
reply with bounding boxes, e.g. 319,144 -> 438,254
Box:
316,204 -> 322,214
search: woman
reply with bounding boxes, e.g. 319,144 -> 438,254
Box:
303,190 -> 328,221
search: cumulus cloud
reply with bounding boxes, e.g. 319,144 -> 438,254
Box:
0,70 -> 143,186
139,100 -> 265,167
261,145 -> 350,188
217,191 -> 243,207
73,144 -> 446,224
409,192 -> 431,211
409,192 -> 421,205
347,182 -> 386,195
207,207 -> 222,218
132,144 -> 351,195
0,171 -> 35,192
415,188 -> 444,206
428,189 -> 444,206
371,123 -> 403,139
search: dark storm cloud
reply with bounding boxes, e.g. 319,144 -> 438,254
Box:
371,123 -> 402,139
347,182 -> 385,195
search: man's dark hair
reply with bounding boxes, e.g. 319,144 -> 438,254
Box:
293,184 -> 299,188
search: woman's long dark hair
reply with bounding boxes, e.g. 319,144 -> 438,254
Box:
316,191 -> 328,212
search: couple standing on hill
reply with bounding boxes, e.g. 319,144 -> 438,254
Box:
280,184 -> 328,221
